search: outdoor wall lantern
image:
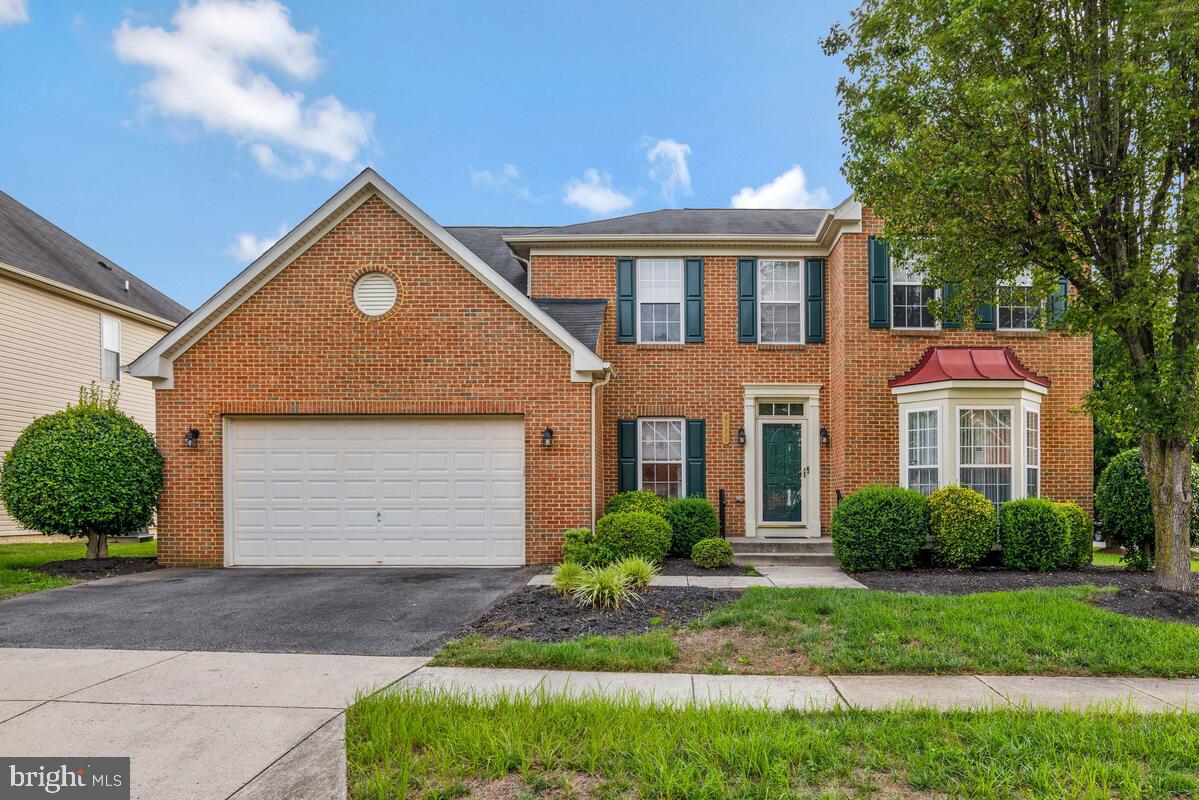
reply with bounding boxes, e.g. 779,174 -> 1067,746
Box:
183,428 -> 201,448
736,426 -> 746,445
540,427 -> 554,448
820,427 -> 830,446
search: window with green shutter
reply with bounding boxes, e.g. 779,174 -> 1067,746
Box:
737,257 -> 757,342
616,258 -> 636,342
805,258 -> 825,343
685,419 -> 706,497
684,257 -> 704,342
617,420 -> 637,491
868,236 -> 891,328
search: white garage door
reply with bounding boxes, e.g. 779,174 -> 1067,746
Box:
226,417 -> 525,566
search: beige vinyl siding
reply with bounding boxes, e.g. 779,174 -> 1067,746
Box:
0,273 -> 170,536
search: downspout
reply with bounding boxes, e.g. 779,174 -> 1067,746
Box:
590,364 -> 615,531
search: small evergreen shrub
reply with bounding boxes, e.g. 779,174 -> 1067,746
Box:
1055,501 -> 1094,569
690,537 -> 734,569
999,498 -> 1070,571
664,496 -> 719,556
551,561 -> 586,595
830,486 -> 929,571
560,528 -> 603,567
927,486 -> 996,568
612,556 -> 659,587
604,490 -> 668,517
1095,448 -> 1199,570
571,565 -> 638,609
594,511 -> 672,564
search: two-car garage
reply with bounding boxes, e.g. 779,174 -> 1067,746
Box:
225,417 -> 525,566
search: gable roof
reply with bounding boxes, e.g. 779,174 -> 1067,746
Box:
129,169 -> 608,387
532,298 -> 607,351
505,208 -> 831,241
0,190 -> 189,324
889,347 -> 1050,389
444,226 -> 535,293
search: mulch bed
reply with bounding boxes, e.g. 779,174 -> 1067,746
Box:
35,557 -> 159,579
463,586 -> 740,643
855,566 -> 1199,626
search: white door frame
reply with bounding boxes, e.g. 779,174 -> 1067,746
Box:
743,383 -> 822,538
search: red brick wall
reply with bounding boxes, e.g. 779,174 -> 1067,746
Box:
156,194 -> 592,566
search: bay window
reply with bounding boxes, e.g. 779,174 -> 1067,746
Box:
959,408 -> 1013,505
1026,409 -> 1040,497
905,409 -> 940,495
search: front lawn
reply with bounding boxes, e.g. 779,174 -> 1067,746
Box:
0,540 -> 157,600
347,690 -> 1199,800
1092,551 -> 1199,571
433,586 -> 1199,677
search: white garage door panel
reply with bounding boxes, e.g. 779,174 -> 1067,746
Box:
227,417 -> 525,566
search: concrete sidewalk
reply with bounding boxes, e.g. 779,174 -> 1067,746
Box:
0,647 -> 427,800
529,565 -> 866,589
398,666 -> 1199,712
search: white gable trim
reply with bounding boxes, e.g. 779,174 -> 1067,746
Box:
129,169 -> 608,387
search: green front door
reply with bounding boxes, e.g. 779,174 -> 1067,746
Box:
762,423 -> 803,523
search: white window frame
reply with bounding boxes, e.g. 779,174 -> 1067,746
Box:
997,272 -> 1041,331
1025,407 -> 1040,498
890,262 -> 940,331
636,417 -> 686,499
635,258 -> 684,344
957,405 -> 1015,504
901,406 -> 941,495
756,259 -> 805,344
100,314 -> 121,382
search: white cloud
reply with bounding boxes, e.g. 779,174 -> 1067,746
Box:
563,168 -> 633,217
225,222 -> 288,261
730,165 -> 832,209
470,163 -> 533,200
0,0 -> 29,27
643,137 -> 692,204
113,0 -> 372,179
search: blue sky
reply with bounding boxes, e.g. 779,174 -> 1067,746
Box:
0,0 -> 855,310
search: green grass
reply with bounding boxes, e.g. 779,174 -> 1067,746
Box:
347,689 -> 1199,799
436,586 -> 1199,677
0,540 -> 156,600
1091,550 -> 1199,570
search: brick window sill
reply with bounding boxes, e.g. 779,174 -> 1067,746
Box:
996,329 -> 1048,338
889,328 -> 942,338
755,343 -> 805,351
631,343 -> 687,350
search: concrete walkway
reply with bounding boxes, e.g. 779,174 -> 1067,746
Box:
398,666 -> 1199,712
0,647 -> 426,800
529,565 -> 865,589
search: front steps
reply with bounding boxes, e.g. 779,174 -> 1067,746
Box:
726,536 -> 839,567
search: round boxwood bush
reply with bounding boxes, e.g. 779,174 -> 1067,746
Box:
1095,448 -> 1199,569
560,528 -> 602,566
0,385 -> 163,559
927,485 -> 996,568
691,537 -> 734,569
604,490 -> 667,517
1054,501 -> 1093,569
664,496 -> 719,556
830,485 -> 929,572
594,511 -> 672,564
999,498 -> 1070,571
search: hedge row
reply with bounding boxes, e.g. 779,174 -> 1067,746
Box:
561,491 -> 724,568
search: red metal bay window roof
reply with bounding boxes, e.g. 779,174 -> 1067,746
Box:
889,347 -> 1050,389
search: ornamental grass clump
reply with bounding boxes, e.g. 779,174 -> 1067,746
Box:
570,565 -> 639,610
551,561 -> 587,596
611,556 -> 659,587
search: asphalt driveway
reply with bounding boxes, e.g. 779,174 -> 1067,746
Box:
0,567 -> 532,656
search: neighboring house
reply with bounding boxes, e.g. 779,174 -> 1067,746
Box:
130,169 -> 1092,568
0,191 -> 189,537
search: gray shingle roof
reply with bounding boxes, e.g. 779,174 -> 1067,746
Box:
532,298 -> 607,352
445,226 -> 537,293
0,190 -> 189,323
510,208 -> 830,238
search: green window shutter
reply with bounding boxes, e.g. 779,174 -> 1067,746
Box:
685,419 -> 706,497
617,420 -> 638,492
975,293 -> 997,330
616,258 -> 636,343
805,258 -> 826,343
737,258 -> 757,342
868,236 -> 891,328
684,257 -> 704,343
1049,276 -> 1069,325
942,283 -> 962,329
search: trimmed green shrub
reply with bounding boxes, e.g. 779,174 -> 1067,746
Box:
664,496 -> 719,556
1095,448 -> 1199,570
612,556 -> 659,587
551,561 -> 586,595
830,485 -> 929,571
927,486 -> 996,568
999,498 -> 1070,571
0,384 -> 163,560
691,537 -> 734,569
571,565 -> 638,609
561,528 -> 603,567
1055,501 -> 1094,569
594,511 -> 672,564
604,490 -> 667,517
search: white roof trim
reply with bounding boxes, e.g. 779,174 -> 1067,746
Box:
890,379 -> 1049,396
130,169 -> 608,387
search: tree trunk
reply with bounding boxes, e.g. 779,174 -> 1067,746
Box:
1141,435 -> 1195,593
97,533 -> 108,560
85,532 -> 99,561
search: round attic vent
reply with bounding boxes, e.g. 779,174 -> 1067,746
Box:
353,272 -> 397,316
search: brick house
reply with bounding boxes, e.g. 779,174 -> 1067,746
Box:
130,169 -> 1092,567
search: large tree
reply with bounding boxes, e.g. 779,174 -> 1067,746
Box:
824,0 -> 1199,591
